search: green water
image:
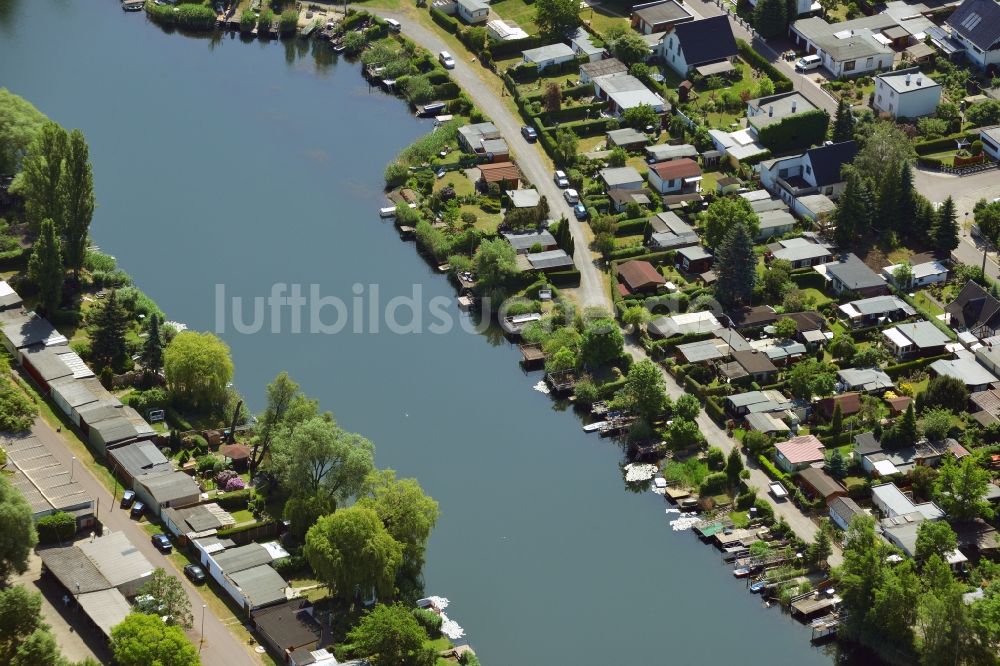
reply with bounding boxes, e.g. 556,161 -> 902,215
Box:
0,2 -> 838,663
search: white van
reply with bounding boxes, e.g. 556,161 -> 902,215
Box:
795,54 -> 821,72
385,18 -> 401,32
439,51 -> 455,69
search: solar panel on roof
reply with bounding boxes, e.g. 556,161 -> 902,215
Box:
962,13 -> 982,30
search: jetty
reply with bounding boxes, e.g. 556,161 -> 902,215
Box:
121,0 -> 144,10
810,614 -> 840,642
790,589 -> 841,620
500,312 -> 541,337
519,343 -> 545,367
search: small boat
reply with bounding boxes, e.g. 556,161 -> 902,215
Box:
653,476 -> 667,489
750,580 -> 768,594
733,567 -> 751,578
379,206 -> 397,218
583,421 -> 607,433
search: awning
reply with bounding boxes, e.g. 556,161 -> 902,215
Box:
695,61 -> 735,77
683,176 -> 703,183
873,459 -> 899,476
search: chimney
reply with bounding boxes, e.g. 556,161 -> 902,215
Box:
769,105 -> 774,117
917,77 -> 923,86
905,72 -> 911,86
791,101 -> 797,113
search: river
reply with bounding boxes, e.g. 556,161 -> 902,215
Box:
0,2 -> 838,663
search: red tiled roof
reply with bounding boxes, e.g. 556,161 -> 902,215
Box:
775,435 -> 825,465
617,260 -> 666,291
478,162 -> 520,183
650,158 -> 701,181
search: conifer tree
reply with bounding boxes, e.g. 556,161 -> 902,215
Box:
753,0 -> 788,38
878,164 -> 902,234
714,219 -> 756,310
933,196 -> 959,252
27,219 -> 63,315
832,97 -> 855,143
90,289 -> 129,371
834,170 -> 874,248
140,314 -> 164,375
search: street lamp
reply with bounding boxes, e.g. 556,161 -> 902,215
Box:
199,604 -> 207,654
70,456 -> 76,482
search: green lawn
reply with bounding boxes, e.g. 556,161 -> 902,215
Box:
913,291 -> 944,317
797,287 -> 834,307
489,0 -> 538,33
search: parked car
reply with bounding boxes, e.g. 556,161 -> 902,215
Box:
184,564 -> 207,584
553,170 -> 569,188
151,534 -> 172,553
385,18 -> 401,32
521,125 -> 538,142
120,489 -> 135,509
563,188 -> 579,204
573,203 -> 588,220
438,51 -> 455,69
794,54 -> 821,72
130,501 -> 145,519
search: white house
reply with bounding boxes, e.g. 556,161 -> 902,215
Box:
790,15 -> 898,78
981,126 -> 1000,161
758,140 -> 858,215
647,158 -> 701,194
659,16 -> 738,77
522,43 -> 576,71
873,68 -> 941,119
746,0 -> 816,18
456,0 -> 489,24
881,260 -> 949,288
592,72 -> 666,116
946,0 -> 1000,70
570,27 -> 605,61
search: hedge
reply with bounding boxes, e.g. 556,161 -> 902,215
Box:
790,270 -> 827,290
616,217 -> 649,237
538,103 -> 607,126
214,488 -> 251,511
755,110 -> 830,154
699,471 -> 728,495
488,34 -> 546,59
216,520 -> 277,539
598,377 -> 628,398
645,330 -> 715,355
884,353 -> 952,379
758,454 -> 792,484
430,7 -> 459,33
736,40 -> 793,93
561,117 -> 614,137
433,81 -> 461,100
914,130 -> 983,155
36,511 -> 76,545
609,245 -> 654,260
547,269 -> 581,286
705,396 -> 727,426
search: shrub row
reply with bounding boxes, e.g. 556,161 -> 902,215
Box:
616,217 -> 648,237
537,102 -> 606,126
214,488 -> 252,511
914,130 -> 983,156
755,110 -> 830,155
430,7 -> 459,33
884,353 -> 952,379
736,40 -> 793,93
547,269 -> 581,287
36,511 -> 76,545
216,519 -> 278,539
757,454 -> 792,485
705,395 -> 727,426
488,34 -> 546,59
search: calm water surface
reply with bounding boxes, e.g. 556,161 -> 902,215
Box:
0,2 -> 837,663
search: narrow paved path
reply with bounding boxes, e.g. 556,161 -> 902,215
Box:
377,10 -> 840,563
23,416 -> 258,666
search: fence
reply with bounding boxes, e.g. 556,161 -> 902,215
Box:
939,161 -> 998,176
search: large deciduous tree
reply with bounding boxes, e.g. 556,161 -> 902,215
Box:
534,0 -> 580,38
853,121 -> 915,189
0,586 -> 44,663
701,196 -> 758,249
304,506 -> 404,601
60,129 -> 94,276
0,89 -> 49,174
110,613 -> 201,666
618,359 -> 667,424
915,520 -> 958,567
271,417 -> 375,507
0,475 -> 37,581
163,331 -> 234,410
580,318 -> 624,368
714,219 -> 756,310
358,470 -> 439,577
346,603 -> 435,666
934,456 -> 993,522
27,218 -> 63,315
753,0 -> 788,38
136,568 -> 193,628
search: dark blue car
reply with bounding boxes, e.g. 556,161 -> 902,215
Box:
573,203 -> 588,220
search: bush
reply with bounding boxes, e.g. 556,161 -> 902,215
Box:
224,476 -> 246,492
215,469 -> 238,486
36,511 -> 76,545
699,471 -> 728,495
196,453 -> 222,475
122,387 -> 170,415
755,110 -> 829,154
215,488 -> 252,511
412,608 -> 443,637
0,376 -> 38,432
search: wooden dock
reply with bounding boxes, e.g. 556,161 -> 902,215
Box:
519,343 -> 545,367
810,614 -> 840,642
791,591 -> 841,620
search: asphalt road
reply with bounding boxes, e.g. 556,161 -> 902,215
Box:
23,416 -> 258,666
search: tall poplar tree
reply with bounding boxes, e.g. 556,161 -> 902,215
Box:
18,121 -> 67,232
26,219 -> 62,315
61,129 -> 95,276
714,219 -> 756,310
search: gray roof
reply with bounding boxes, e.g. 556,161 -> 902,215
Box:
830,496 -> 864,526
50,376 -> 105,409
745,411 -> 790,433
77,531 -> 156,591
108,439 -> 174,480
873,483 -> 945,521
750,197 -> 790,213
507,189 -> 540,208
607,128 -> 649,147
931,356 -> 999,387
89,414 -> 144,446
22,345 -> 74,383
1,434 -> 93,516
214,543 -> 274,574
854,431 -> 882,456
645,143 -> 698,161
757,209 -> 797,233
163,503 -> 236,535
38,546 -> 112,594
522,43 -> 575,63
77,588 -> 131,639
137,470 -> 201,505
457,0 -> 489,11
648,210 -> 692,235
727,391 -> 769,408
229,565 -> 288,609
772,242 -> 831,263
886,320 -> 950,349
580,57 -> 628,79
0,311 -> 68,349
676,338 -> 728,362
633,0 -> 692,25
747,92 -> 817,130
947,0 -> 1000,51
503,229 -> 556,252
838,367 -> 893,391
678,245 -> 711,261
571,27 -> 605,56
880,513 -> 924,557
877,67 -> 940,94
792,14 -> 897,60
527,249 -> 574,270
0,281 -> 23,310
600,166 -> 644,188
825,254 -> 885,291
848,295 -> 915,317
